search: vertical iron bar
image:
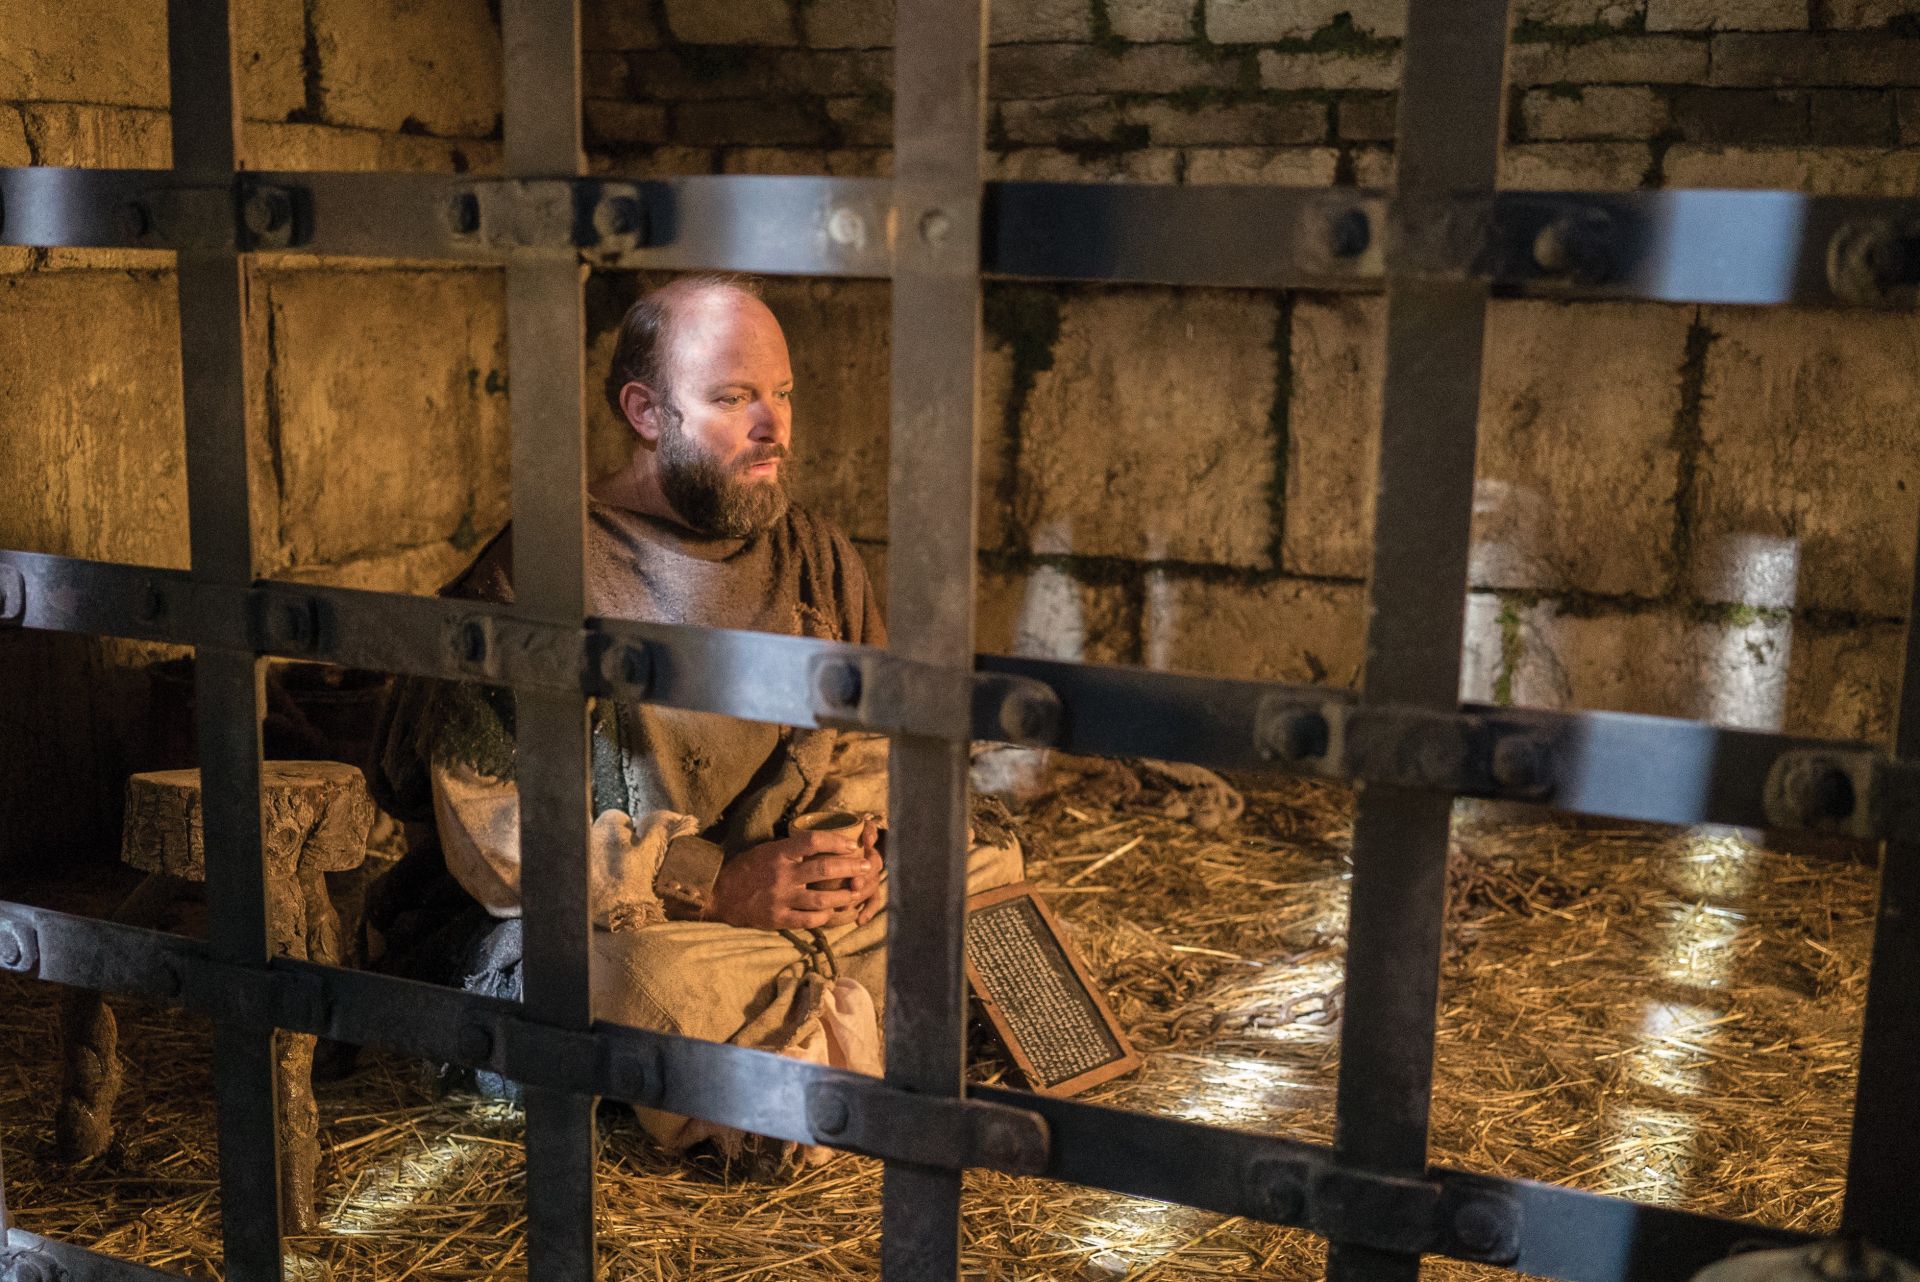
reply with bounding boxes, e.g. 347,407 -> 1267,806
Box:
1324,3 -> 1512,1280
169,3 -> 284,1278
1840,519 -> 1920,1259
500,3 -> 595,1278
882,0 -> 988,1276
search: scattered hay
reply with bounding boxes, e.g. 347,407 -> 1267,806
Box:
0,776 -> 1876,1279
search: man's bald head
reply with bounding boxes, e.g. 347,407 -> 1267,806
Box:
602,273 -> 768,418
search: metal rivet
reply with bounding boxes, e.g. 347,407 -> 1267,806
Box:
593,195 -> 643,240
0,923 -> 24,970
1490,734 -> 1554,797
1327,208 -> 1370,258
813,1093 -> 851,1137
1530,212 -> 1615,286
600,641 -> 651,693
457,620 -> 488,664
119,200 -> 153,240
447,191 -> 482,235
1246,1155 -> 1308,1223
1452,1197 -> 1511,1258
243,187 -> 294,244
828,206 -> 867,248
919,208 -> 952,246
999,689 -> 1061,745
1263,710 -> 1329,763
457,1023 -> 494,1063
3,1248 -> 58,1282
815,660 -> 862,710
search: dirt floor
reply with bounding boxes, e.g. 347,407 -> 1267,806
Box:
0,774 -> 1877,1280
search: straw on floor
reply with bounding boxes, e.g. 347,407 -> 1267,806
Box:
0,772 -> 1875,1280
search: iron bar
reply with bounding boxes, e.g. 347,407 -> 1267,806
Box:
0,549 -> 1909,840
499,1 -> 597,1278
1839,501 -> 1920,1257
1326,2 -> 1514,1279
167,0 -> 286,1277
8,165 -> 1920,306
0,900 -> 1817,1281
881,0 -> 990,1274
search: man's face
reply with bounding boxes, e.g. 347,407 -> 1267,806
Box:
654,290 -> 795,538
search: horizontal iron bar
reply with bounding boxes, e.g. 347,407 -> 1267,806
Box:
972,1084 -> 1806,1282
0,549 -> 1905,840
6,168 -> 1919,306
4,1230 -> 189,1282
0,903 -> 1806,1280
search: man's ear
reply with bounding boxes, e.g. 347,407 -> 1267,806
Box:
618,381 -> 665,445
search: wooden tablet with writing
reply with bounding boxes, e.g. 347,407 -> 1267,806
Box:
965,882 -> 1142,1097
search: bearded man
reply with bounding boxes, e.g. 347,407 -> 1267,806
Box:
371,274 -> 1021,1167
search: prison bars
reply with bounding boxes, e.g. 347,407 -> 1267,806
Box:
4,0 -> 1920,1278
6,167 -> 1920,307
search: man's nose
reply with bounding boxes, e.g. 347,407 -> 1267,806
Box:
751,395 -> 791,445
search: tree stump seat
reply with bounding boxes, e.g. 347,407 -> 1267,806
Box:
58,761 -> 377,1234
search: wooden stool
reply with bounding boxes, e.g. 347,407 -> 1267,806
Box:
58,761 -> 375,1234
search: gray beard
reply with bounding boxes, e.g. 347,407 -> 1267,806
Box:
655,403 -> 790,539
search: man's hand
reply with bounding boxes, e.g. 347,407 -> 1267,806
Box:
843,816 -> 887,927
704,829 -> 876,930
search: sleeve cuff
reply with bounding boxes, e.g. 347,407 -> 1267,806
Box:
655,834 -> 725,917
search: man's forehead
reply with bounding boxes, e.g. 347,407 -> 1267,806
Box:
664,287 -> 791,381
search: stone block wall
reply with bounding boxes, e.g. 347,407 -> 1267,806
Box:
0,0 -> 508,870
578,0 -> 1920,756
8,0 -> 1920,871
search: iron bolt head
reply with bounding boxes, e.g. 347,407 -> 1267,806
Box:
119,200 -> 153,240
456,620 -> 488,664
815,660 -> 862,711
1327,208 -> 1371,259
813,1093 -> 851,1137
600,642 -> 652,693
457,1024 -> 494,1063
3,1249 -> 58,1282
1490,734 -> 1554,797
447,191 -> 483,235
242,187 -> 295,246
1530,211 -> 1616,286
1451,1196 -> 1516,1259
0,927 -> 22,970
1809,1238 -> 1895,1282
828,207 -> 868,248
918,208 -> 952,247
1246,1155 -> 1308,1223
1263,710 -> 1329,763
999,689 -> 1062,745
592,195 -> 643,241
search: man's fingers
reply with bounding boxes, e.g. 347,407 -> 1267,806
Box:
794,886 -> 864,912
798,853 -> 870,884
773,908 -> 834,929
786,831 -> 860,858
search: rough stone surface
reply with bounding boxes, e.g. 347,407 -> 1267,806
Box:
664,0 -> 795,44
1647,0 -> 1805,30
1500,141 -> 1651,188
1690,307 -> 1920,618
1000,97 -> 1126,145
311,0 -> 503,136
1809,89 -> 1896,144
0,0 -> 169,107
1351,146 -> 1396,186
1259,50 -> 1403,92
21,105 -> 170,168
1337,94 -> 1397,143
585,100 -> 672,146
1826,0 -> 1920,24
978,567 -> 1133,663
1284,295 -> 1381,580
585,0 -> 666,49
1509,35 -> 1709,85
236,0 -> 309,122
1670,88 -> 1809,144
825,95 -> 890,146
761,278 -> 893,545
242,120 -> 500,172
1207,0 -> 1406,42
0,107 -> 28,166
0,271 -> 188,567
1788,624 -> 1904,745
1472,301 -> 1691,597
718,146 -> 890,176
676,98 -> 831,147
988,146 -> 1181,182
804,0 -> 892,46
990,44 -> 1241,99
1902,89 -> 1920,144
1127,98 -> 1327,146
1663,143 -> 1920,192
1184,146 -> 1340,184
1015,289 -> 1280,569
1512,0 -> 1643,22
252,269 -> 510,578
1522,86 -> 1669,140
1709,33 -> 1920,86
1108,0 -> 1197,42
1142,575 -> 1367,687
991,0 -> 1091,43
